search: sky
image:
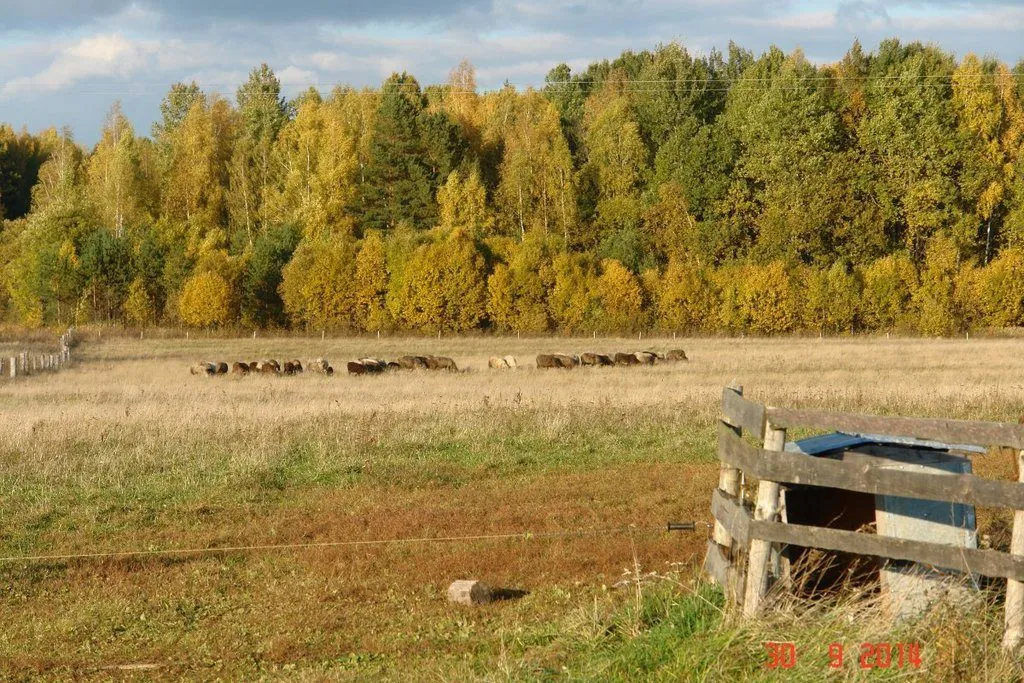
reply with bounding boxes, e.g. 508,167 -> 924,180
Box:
2,0 -> 1024,145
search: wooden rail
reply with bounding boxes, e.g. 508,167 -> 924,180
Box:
707,386 -> 1024,651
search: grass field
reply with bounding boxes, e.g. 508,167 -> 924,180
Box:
2,333 -> 1024,680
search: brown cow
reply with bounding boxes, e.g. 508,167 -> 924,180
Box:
347,361 -> 367,375
536,354 -> 559,369
282,361 -> 298,375
581,352 -> 614,367
230,361 -> 250,376
248,361 -> 259,372
552,354 -> 579,368
665,349 -> 688,361
397,355 -> 430,370
614,352 -> 640,366
215,362 -> 229,374
425,355 -> 458,372
259,361 -> 280,375
358,358 -> 388,373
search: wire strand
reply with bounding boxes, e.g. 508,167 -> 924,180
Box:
0,525 -> 675,564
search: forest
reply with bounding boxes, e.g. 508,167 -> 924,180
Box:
2,38 -> 1024,336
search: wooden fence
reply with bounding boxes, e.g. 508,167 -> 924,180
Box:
707,386 -> 1024,651
1,328 -> 74,380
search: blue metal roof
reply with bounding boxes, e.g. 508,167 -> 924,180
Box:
784,432 -> 987,456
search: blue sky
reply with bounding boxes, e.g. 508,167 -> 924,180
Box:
2,0 -> 1023,145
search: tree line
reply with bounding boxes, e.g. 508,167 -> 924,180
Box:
2,38 -> 1024,335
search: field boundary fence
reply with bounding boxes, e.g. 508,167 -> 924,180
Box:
707,385 -> 1024,650
1,327 -> 75,380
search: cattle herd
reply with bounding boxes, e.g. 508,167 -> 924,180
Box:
189,349 -> 687,377
533,348 -> 688,369
190,358 -> 333,377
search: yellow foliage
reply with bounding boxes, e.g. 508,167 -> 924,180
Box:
124,278 -> 155,326
861,253 -> 918,331
801,262 -> 861,334
279,237 -> 358,330
437,168 -> 494,237
354,232 -> 391,331
739,261 -> 797,335
398,231 -> 487,332
179,271 -> 232,328
913,235 -> 962,336
547,252 -> 595,333
594,259 -> 644,332
972,247 -> 1024,328
657,258 -> 716,332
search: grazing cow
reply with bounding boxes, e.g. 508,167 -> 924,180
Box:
426,355 -> 458,371
231,361 -> 250,376
614,352 -> 640,366
552,354 -> 579,369
347,361 -> 367,375
665,349 -> 688,361
248,361 -> 259,372
215,362 -> 229,374
634,351 -> 657,366
358,358 -> 388,373
397,355 -> 430,370
258,359 -> 281,374
536,354 -> 559,369
282,361 -> 298,375
386,361 -> 402,371
290,359 -> 303,373
307,358 -> 331,374
489,356 -> 510,369
190,362 -> 216,376
580,352 -> 603,367
504,355 -> 518,368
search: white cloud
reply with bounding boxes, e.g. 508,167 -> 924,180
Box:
734,11 -> 837,30
1,33 -> 154,96
277,65 -> 319,89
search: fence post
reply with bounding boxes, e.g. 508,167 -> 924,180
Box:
712,385 -> 747,603
743,421 -> 787,616
1004,449 -> 1024,651
713,385 -> 744,550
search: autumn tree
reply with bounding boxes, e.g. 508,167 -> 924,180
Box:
279,235 -> 358,330
86,103 -> 148,236
179,270 -> 233,328
496,91 -> 576,243
353,231 -> 391,331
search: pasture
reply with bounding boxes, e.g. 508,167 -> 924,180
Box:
2,334 -> 1024,680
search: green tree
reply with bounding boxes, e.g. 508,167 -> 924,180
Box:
358,74 -> 437,231
240,222 -> 300,327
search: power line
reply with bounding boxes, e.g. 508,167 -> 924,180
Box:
0,524 -> 679,565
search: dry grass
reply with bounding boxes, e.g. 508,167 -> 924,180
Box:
2,334 -> 1024,679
